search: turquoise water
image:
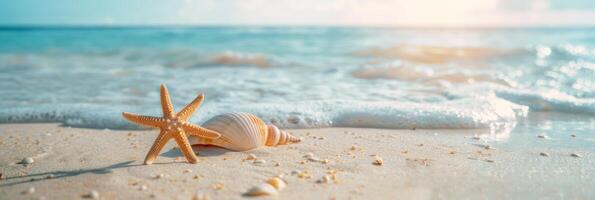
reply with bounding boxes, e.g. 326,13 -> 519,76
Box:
0,27 -> 593,137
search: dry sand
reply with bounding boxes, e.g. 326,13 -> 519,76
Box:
0,123 -> 593,200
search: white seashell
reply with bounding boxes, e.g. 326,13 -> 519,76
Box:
245,183 -> 278,196
189,112 -> 301,151
253,159 -> 266,165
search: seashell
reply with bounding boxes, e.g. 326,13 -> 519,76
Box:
189,112 -> 300,151
245,183 -> 278,196
266,177 -> 287,191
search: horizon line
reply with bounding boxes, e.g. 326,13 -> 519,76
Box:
1,23 -> 595,30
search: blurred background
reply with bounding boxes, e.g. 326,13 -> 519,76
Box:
2,0 -> 595,27
0,0 -> 593,143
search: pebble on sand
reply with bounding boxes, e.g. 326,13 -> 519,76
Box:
155,173 -> 165,179
570,153 -> 582,158
22,187 -> 35,195
539,152 -> 549,157
537,134 -> 549,139
570,134 -> 576,137
85,190 -> 100,199
372,156 -> 384,166
139,185 -> 148,191
21,157 -> 35,165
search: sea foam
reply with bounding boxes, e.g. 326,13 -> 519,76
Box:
0,95 -> 528,130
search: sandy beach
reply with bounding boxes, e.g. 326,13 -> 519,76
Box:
3,1 -> 595,199
0,123 -> 593,200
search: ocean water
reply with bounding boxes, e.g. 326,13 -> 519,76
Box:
0,27 -> 594,137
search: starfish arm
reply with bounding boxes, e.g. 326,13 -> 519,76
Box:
160,84 -> 175,118
172,130 -> 199,164
182,122 -> 221,140
144,130 -> 171,165
122,112 -> 165,128
176,93 -> 204,121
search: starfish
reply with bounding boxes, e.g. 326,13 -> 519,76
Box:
122,84 -> 221,164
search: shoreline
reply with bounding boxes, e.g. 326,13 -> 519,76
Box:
0,123 -> 593,199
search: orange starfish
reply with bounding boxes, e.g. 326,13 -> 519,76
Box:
122,84 -> 221,164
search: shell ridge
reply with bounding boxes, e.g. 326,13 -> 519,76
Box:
189,112 -> 300,151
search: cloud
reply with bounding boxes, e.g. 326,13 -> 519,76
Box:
176,0 -> 595,26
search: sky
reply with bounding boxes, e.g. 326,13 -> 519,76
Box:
1,0 -> 595,27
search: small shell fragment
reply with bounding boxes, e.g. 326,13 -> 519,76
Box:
331,174 -> 339,183
246,154 -> 257,160
155,173 -> 165,179
372,156 -> 384,166
213,183 -> 224,190
303,153 -> 314,159
307,156 -> 321,162
253,159 -> 266,164
183,169 -> 192,173
297,171 -> 311,179
192,191 -> 210,200
266,177 -> 287,191
139,185 -> 148,191
245,183 -> 278,196
317,175 -> 331,184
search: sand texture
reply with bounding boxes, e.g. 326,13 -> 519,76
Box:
0,123 -> 593,200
